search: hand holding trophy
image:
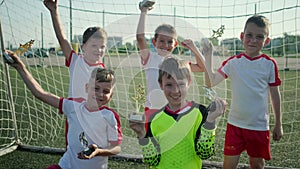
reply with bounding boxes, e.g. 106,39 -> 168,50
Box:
202,86 -> 227,123
2,39 -> 35,63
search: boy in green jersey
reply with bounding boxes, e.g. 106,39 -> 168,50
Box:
130,57 -> 227,169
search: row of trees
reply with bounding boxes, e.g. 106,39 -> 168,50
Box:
113,33 -> 299,57
221,33 -> 300,57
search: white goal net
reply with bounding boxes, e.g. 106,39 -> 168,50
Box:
0,0 -> 299,168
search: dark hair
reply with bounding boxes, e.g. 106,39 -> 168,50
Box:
90,68 -> 115,85
244,15 -> 270,35
154,24 -> 177,41
82,27 -> 108,44
158,57 -> 191,84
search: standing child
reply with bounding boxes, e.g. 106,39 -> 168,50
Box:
44,0 -> 108,146
130,57 -> 227,169
204,15 -> 283,169
44,0 -> 107,99
136,3 -> 206,110
5,51 -> 122,169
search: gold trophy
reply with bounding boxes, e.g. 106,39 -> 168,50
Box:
2,39 -> 35,63
209,25 -> 225,40
128,83 -> 146,122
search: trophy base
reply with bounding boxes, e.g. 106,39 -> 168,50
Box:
3,51 -> 14,63
83,147 -> 95,156
140,0 -> 155,8
128,113 -> 145,122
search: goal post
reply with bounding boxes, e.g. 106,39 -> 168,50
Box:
0,0 -> 300,168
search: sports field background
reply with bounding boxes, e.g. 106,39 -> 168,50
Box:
0,56 -> 299,168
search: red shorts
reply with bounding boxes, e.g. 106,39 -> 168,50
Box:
224,123 -> 271,160
46,164 -> 62,169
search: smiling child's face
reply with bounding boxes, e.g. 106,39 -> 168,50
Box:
153,32 -> 177,57
85,79 -> 113,110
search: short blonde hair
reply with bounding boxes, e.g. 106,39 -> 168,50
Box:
158,57 -> 191,84
154,24 -> 177,40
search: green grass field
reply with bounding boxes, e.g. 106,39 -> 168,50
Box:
0,150 -> 149,169
0,65 -> 299,168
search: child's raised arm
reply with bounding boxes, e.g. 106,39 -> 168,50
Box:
6,50 -> 61,109
201,39 -> 224,87
44,0 -> 72,60
136,2 -> 153,63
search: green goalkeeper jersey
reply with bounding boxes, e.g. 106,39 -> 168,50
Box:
139,101 -> 216,169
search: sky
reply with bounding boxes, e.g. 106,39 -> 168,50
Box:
1,0 -> 300,49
